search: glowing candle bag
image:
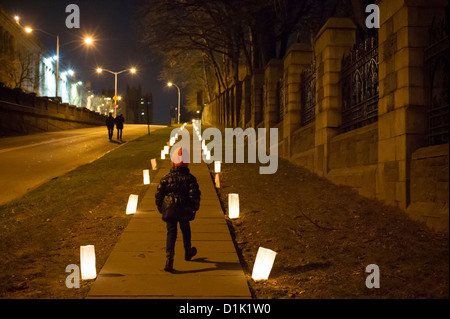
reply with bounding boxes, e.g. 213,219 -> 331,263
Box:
161,150 -> 166,159
151,159 -> 157,170
215,173 -> 220,188
143,169 -> 150,185
126,194 -> 139,215
80,245 -> 96,280
214,161 -> 221,173
228,193 -> 239,219
251,247 -> 277,280
164,145 -> 169,154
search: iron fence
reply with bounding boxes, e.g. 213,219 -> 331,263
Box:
300,60 -> 316,126
340,33 -> 379,133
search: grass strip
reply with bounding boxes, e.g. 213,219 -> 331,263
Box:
0,126 -> 174,298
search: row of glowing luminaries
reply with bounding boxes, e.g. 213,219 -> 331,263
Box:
194,121 -> 276,281
79,123 -> 275,281
77,127 -> 181,281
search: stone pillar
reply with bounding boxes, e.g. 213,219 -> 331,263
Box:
314,18 -> 356,176
376,0 -> 447,209
241,75 -> 251,128
264,59 -> 284,129
283,43 -> 313,158
251,69 -> 264,127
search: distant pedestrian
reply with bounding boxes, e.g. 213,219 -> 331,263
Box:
105,113 -> 115,140
115,114 -> 125,140
155,147 -> 201,272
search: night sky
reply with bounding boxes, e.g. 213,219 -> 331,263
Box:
0,0 -> 174,125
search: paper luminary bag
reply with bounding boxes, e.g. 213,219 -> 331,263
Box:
228,193 -> 239,219
214,161 -> 221,173
151,159 -> 157,170
251,247 -> 277,280
126,194 -> 139,215
80,245 -> 96,280
143,169 -> 150,185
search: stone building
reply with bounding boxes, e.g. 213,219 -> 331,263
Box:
202,0 -> 449,232
0,5 -> 87,107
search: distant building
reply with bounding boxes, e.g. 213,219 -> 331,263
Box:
0,5 -> 87,108
138,93 -> 153,124
124,85 -> 141,123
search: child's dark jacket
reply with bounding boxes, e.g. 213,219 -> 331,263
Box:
155,166 -> 201,221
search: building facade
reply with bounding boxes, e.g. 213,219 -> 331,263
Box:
0,5 -> 87,107
202,0 -> 449,232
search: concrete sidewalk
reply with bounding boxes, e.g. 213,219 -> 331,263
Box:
87,128 -> 252,298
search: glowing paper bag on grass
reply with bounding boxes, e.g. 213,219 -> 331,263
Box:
126,194 -> 139,215
228,193 -> 239,219
164,145 -> 169,154
151,158 -> 157,170
143,169 -> 150,185
214,161 -> 221,173
215,173 -> 220,188
161,150 -> 166,159
251,247 -> 277,280
80,245 -> 96,280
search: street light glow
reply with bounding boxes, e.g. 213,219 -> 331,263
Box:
96,67 -> 137,117
25,27 -> 33,33
167,81 -> 181,124
84,37 -> 93,45
68,70 -> 74,76
14,16 -> 20,22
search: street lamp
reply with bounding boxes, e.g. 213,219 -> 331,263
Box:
25,27 -> 94,102
167,82 -> 180,124
97,67 -> 137,117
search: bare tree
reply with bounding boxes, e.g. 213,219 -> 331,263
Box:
137,0 -> 364,109
0,49 -> 38,92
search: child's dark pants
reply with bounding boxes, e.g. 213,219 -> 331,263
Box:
166,220 -> 191,257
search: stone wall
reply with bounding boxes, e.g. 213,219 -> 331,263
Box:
0,85 -> 106,137
407,144 -> 449,232
202,1 -> 449,232
327,123 -> 379,198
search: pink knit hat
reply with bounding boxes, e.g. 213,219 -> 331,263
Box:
171,147 -> 189,167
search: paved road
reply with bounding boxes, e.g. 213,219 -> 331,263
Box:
0,124 -> 166,205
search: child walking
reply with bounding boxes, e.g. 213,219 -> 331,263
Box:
155,147 -> 201,272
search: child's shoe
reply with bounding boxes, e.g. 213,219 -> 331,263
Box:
185,247 -> 197,261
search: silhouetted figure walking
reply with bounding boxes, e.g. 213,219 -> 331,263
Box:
115,114 -> 125,140
105,113 -> 115,140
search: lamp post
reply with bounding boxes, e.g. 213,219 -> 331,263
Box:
24,27 -> 93,102
168,82 -> 180,124
97,68 -> 136,117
